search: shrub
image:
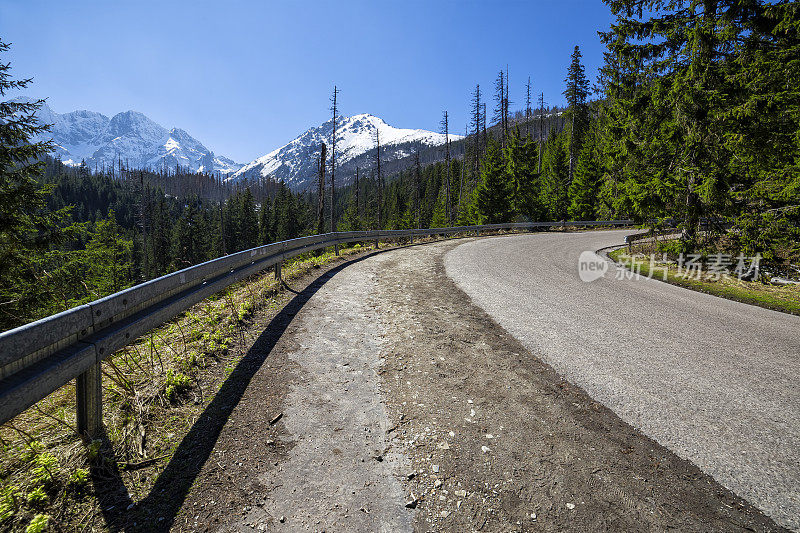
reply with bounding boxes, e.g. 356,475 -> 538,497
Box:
25,514 -> 49,533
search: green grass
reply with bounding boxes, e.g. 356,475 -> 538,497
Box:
609,248 -> 800,316
0,240 -> 380,532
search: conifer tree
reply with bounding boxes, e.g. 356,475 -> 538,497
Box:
476,138 -> 512,223
258,200 -> 272,245
239,188 -> 258,250
150,197 -> 171,274
86,213 -> 133,294
0,40 -> 72,328
599,0 -> 759,247
355,166 -> 360,221
568,137 -> 602,220
506,130 -> 540,221
540,131 -> 570,220
563,45 -> 590,188
172,203 -> 205,268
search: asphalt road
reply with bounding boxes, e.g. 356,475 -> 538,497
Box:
444,230 -> 800,531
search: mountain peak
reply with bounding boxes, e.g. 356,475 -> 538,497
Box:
230,113 -> 461,190
19,98 -> 241,174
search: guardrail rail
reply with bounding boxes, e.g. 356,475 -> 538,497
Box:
0,220 -> 633,437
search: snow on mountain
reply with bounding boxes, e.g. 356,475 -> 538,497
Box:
13,97 -> 242,174
231,114 -> 461,191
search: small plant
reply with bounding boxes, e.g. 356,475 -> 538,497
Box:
178,350 -> 201,372
25,514 -> 49,533
26,486 -> 47,506
165,368 -> 192,401
0,485 -> 20,522
32,452 -> 58,485
68,468 -> 89,490
87,439 -> 102,462
22,441 -> 44,462
237,300 -> 255,323
201,329 -> 229,354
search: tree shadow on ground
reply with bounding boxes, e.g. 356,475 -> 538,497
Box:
90,251 -> 382,532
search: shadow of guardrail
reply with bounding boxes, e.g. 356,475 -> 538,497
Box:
93,251 -> 380,532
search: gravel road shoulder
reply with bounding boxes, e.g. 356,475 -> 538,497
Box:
371,238 -> 785,532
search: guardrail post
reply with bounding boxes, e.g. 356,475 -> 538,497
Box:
374,238 -> 379,249
76,363 -> 102,439
275,261 -> 282,281
409,234 -> 413,244
334,243 -> 340,256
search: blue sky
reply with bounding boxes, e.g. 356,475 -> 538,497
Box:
1,0 -> 615,163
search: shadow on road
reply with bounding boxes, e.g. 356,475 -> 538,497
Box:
91,251 -> 382,532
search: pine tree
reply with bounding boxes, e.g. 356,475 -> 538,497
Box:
599,0 -> 760,248
568,136 -> 602,220
150,197 -> 172,274
85,213 -> 133,294
272,183 -> 299,241
563,45 -> 590,188
540,131 -> 569,220
222,193 -> 240,252
172,203 -> 205,268
506,130 -> 540,221
0,40 -> 72,328
238,188 -> 258,250
258,199 -> 272,245
476,138 -> 512,223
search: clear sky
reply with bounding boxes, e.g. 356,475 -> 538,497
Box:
0,0 -> 615,164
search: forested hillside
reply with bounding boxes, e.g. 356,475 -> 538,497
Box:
2,0 -> 798,331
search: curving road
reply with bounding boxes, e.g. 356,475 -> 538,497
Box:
444,230 -> 800,531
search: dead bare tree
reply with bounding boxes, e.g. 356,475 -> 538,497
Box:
375,128 -> 382,228
330,86 -> 339,232
441,111 -> 452,225
317,143 -> 327,235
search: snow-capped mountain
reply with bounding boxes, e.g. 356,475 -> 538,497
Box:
14,97 -> 242,174
231,114 -> 461,191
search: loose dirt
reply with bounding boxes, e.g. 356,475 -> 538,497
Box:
157,239 -> 785,532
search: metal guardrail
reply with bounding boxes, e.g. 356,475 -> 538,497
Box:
0,220 -> 633,436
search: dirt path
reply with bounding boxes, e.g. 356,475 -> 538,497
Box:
244,253 -> 412,531
169,252 -> 412,532
169,239 -> 786,532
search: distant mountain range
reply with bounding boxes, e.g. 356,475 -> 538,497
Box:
17,97 -> 461,191
15,97 -> 242,174
230,113 -> 462,191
